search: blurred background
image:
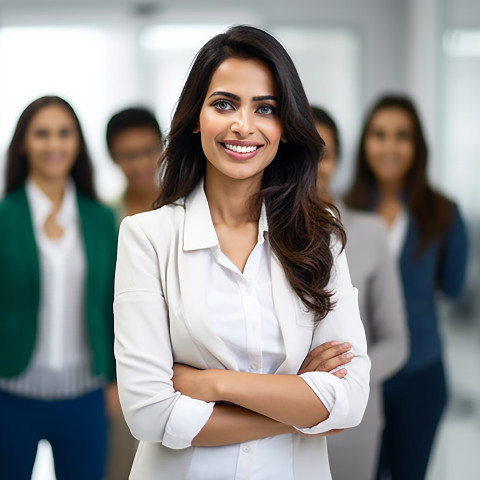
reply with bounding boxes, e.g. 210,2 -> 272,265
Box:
0,0 -> 478,478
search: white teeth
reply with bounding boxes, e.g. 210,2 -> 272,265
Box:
224,143 -> 258,153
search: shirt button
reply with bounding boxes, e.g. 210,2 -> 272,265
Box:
250,363 -> 259,371
244,288 -> 251,296
242,444 -> 250,453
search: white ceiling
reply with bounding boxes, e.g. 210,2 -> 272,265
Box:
0,0 -> 392,26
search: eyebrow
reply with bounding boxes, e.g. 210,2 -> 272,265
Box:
208,91 -> 277,102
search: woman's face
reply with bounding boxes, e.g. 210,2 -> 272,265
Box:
196,57 -> 283,187
23,104 -> 80,183
314,123 -> 338,195
364,106 -> 415,186
110,126 -> 162,192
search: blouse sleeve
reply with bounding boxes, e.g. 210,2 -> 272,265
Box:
437,203 -> 468,297
114,215 -> 214,449
297,240 -> 371,434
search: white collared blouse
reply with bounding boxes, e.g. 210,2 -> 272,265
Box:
114,180 -> 370,479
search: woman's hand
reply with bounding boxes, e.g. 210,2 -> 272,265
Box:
297,341 -> 354,378
172,363 -> 220,402
104,382 -> 122,417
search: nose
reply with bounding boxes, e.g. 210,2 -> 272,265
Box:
230,109 -> 254,136
46,133 -> 64,150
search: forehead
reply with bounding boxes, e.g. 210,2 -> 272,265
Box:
111,126 -> 160,151
206,57 -> 276,96
370,107 -> 413,129
29,104 -> 75,127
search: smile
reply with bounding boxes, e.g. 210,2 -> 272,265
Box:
224,143 -> 259,153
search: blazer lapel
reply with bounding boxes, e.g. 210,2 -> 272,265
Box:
180,182 -> 239,371
179,250 -> 239,371
15,186 -> 41,303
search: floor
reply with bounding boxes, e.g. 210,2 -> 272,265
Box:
30,312 -> 480,480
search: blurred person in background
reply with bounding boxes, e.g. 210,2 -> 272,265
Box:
311,105 -> 408,480
104,106 -> 162,479
344,95 -> 468,480
106,107 -> 163,224
0,95 -> 117,480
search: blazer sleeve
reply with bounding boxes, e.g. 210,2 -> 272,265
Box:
297,240 -> 371,434
437,203 -> 468,297
114,215 -> 214,448
366,221 -> 409,384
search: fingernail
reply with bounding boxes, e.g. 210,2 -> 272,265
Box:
330,341 -> 339,345
342,342 -> 352,348
344,353 -> 354,359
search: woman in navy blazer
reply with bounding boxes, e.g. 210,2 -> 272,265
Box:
0,96 -> 117,480
344,95 -> 468,480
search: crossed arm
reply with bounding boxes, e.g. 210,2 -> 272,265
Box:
172,341 -> 354,446
114,216 -> 369,448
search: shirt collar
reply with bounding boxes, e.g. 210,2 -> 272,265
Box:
183,180 -> 269,251
26,177 -> 77,231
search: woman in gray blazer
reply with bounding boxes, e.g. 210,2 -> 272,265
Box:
311,106 -> 408,479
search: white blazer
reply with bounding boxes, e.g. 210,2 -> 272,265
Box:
114,181 -> 370,479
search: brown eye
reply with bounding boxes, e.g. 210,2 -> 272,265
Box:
33,129 -> 49,138
397,130 -> 411,141
59,128 -> 75,138
370,129 -> 385,140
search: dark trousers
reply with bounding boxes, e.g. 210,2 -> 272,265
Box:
0,388 -> 107,480
377,360 -> 447,480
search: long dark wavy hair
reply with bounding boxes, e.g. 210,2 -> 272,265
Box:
154,25 -> 346,320
344,95 -> 454,254
5,95 -> 95,198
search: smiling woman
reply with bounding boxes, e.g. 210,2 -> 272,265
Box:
195,57 -> 283,191
345,95 -> 468,480
0,96 -> 117,480
114,25 -> 370,480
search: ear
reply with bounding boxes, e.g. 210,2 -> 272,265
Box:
281,135 -> 287,143
193,122 -> 200,134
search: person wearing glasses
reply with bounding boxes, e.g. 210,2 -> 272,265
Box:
104,107 -> 163,479
106,107 -> 163,223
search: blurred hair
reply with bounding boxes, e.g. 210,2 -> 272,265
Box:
154,24 -> 346,320
106,107 -> 162,153
344,94 -> 453,254
5,95 -> 95,198
310,105 -> 341,158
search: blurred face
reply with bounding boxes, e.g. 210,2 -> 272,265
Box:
23,104 -> 80,183
196,57 -> 283,187
364,107 -> 415,186
110,126 -> 162,191
314,123 -> 338,195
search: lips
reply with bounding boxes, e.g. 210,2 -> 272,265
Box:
43,153 -> 67,164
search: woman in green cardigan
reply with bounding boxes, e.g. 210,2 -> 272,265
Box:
0,96 -> 117,480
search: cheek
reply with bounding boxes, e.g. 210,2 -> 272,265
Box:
262,120 -> 283,144
322,159 -> 336,176
67,138 -> 80,156
198,110 -> 222,142
364,137 -> 379,158
401,143 -> 415,165
23,138 -> 42,157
